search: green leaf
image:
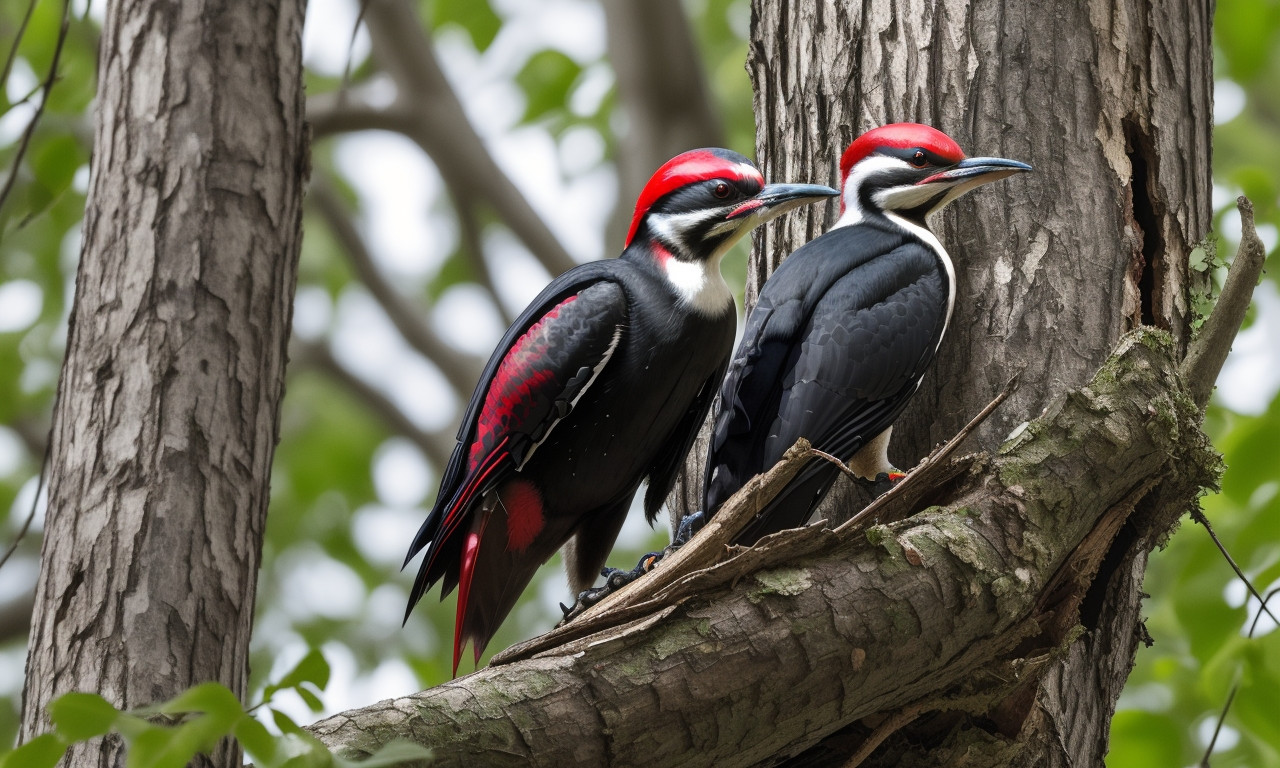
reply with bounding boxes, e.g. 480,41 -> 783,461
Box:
0,734 -> 67,768
158,682 -> 244,728
334,740 -> 433,768
264,649 -> 331,703
515,50 -> 581,124
234,717 -> 278,765
272,708 -> 305,736
428,0 -> 501,51
296,686 -> 324,713
48,692 -> 119,741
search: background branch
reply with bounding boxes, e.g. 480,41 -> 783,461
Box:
310,176 -> 483,396
1181,196 -> 1269,409
292,341 -> 454,468
361,0 -> 578,277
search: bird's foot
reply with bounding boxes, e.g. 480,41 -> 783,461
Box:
672,510 -> 706,547
856,470 -> 906,497
558,550 -> 664,624
559,511 -> 712,624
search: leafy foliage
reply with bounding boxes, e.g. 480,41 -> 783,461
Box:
0,651 -> 431,768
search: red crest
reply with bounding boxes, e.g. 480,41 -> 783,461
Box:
625,149 -> 764,247
839,123 -> 966,184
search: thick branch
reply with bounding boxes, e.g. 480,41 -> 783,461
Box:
306,329 -> 1217,767
1181,196 -> 1269,409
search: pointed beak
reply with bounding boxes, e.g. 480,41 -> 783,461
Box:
918,157 -> 1033,186
726,182 -> 839,220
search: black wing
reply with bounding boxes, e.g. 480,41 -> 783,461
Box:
703,224 -> 949,539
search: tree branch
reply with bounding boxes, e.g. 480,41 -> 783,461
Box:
452,188 -> 516,327
310,176 -> 483,396
291,341 -> 454,469
307,91 -> 416,139
601,0 -> 725,246
360,0 -> 578,277
305,328 -> 1217,767
1181,195 -> 1269,410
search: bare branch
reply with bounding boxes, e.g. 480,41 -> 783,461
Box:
292,341 -> 454,468
601,0 -> 724,245
307,91 -> 415,139
310,176 -> 483,395
361,0 -> 578,277
1181,196 -> 1269,410
0,0 -> 70,218
453,189 -> 516,327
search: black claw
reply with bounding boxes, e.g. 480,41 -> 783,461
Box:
674,510 -> 706,546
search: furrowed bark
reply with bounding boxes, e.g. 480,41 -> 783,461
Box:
738,1 -> 1214,763
19,2 -> 307,766
306,329 -> 1217,767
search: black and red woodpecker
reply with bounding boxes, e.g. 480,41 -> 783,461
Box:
699,124 -> 1031,544
403,148 -> 836,671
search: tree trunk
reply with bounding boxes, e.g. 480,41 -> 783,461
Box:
19,2 -> 307,767
746,0 -> 1212,763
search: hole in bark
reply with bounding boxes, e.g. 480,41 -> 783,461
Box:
1125,118 -> 1165,329
1080,517 -> 1138,631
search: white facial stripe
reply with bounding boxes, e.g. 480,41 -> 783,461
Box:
664,252 -> 733,316
646,209 -> 721,258
834,155 -> 915,228
884,210 -> 955,345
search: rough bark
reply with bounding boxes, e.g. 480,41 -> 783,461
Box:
742,0 -> 1213,764
305,329 -> 1217,767
19,2 -> 307,767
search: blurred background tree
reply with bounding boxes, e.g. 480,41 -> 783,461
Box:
0,0 -> 1275,764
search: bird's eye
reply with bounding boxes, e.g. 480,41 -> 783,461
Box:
910,150 -> 928,168
713,182 -> 732,199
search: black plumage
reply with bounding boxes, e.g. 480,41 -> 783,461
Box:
703,220 -> 948,543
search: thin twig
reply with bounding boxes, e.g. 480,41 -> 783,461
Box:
835,373 -> 1018,535
0,0 -> 71,218
0,437 -> 51,572
1200,586 -> 1280,767
453,189 -> 516,327
338,0 -> 371,102
1182,196 -> 1269,410
840,703 -> 928,768
0,0 -> 37,94
1190,508 -> 1280,628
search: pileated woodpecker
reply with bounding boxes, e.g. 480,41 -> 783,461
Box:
700,124 -> 1030,544
404,148 -> 836,672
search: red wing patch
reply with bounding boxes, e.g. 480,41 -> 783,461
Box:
469,296 -> 578,472
500,479 -> 544,552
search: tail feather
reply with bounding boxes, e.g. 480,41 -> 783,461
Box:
450,496 -> 562,674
